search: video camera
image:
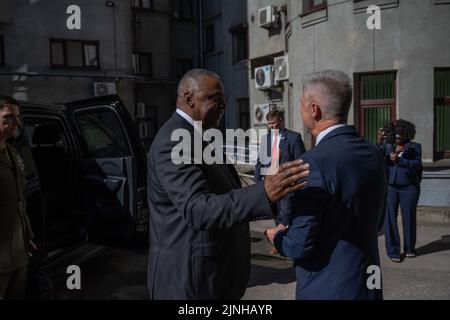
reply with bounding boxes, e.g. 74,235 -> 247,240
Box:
380,125 -> 396,146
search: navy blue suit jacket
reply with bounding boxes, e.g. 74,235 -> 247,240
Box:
385,142 -> 422,186
274,126 -> 387,300
254,128 -> 306,225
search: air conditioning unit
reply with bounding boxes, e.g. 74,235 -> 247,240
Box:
258,6 -> 278,28
136,102 -> 146,118
274,55 -> 289,82
93,82 -> 117,97
255,65 -> 274,90
139,122 -> 149,139
253,103 -> 274,126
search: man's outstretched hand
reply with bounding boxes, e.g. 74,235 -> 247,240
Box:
265,224 -> 287,244
263,159 -> 309,203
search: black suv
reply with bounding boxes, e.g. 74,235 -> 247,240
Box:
11,95 -> 148,294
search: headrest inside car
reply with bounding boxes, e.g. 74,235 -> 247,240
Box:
32,124 -> 63,145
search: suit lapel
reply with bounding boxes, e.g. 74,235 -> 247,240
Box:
279,129 -> 287,154
267,132 -> 272,158
207,143 -> 241,189
170,111 -> 241,189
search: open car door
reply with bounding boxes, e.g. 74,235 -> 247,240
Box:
65,96 -> 148,245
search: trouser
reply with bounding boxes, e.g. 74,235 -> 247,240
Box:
384,184 -> 420,258
0,265 -> 28,299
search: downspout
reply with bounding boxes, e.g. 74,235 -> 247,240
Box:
198,0 -> 204,68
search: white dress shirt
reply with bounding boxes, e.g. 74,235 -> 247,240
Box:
315,124 -> 347,146
176,108 -> 203,132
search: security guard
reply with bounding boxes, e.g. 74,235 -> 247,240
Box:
384,123 -> 422,263
0,95 -> 35,299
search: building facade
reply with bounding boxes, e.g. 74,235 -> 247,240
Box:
0,0 -> 250,150
1,0 -> 448,204
246,0 -> 450,205
0,0 -> 135,105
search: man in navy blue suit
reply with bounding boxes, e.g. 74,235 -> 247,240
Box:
254,108 -> 306,227
265,70 -> 387,300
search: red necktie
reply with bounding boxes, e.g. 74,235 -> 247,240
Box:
271,132 -> 278,165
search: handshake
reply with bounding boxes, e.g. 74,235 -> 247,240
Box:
261,158 -> 310,253
264,224 -> 287,244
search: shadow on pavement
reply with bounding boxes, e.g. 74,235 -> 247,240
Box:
416,235 -> 450,257
248,261 -> 295,287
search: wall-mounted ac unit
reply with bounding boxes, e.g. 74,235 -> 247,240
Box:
94,82 -> 117,97
274,55 -> 289,82
136,102 -> 146,118
253,103 -> 274,126
258,6 -> 278,28
255,65 -> 274,90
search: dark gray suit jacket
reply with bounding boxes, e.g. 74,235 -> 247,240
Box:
147,112 -> 272,300
254,128 -> 306,225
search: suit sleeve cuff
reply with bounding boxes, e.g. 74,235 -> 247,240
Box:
273,230 -> 286,256
276,214 -> 290,226
249,181 -> 273,220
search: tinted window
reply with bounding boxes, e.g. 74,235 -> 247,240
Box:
77,109 -> 131,159
22,118 -> 70,177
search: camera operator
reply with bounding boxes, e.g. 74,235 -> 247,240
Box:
383,121 -> 422,263
377,123 -> 396,154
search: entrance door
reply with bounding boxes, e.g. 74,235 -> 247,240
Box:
434,69 -> 450,160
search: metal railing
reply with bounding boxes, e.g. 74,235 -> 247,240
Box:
223,143 -> 258,165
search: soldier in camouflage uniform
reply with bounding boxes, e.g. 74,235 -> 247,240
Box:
0,95 -> 35,299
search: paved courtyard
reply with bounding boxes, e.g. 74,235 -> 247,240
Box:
50,215 -> 449,300
245,219 -> 450,300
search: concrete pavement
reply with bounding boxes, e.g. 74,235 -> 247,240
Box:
244,219 -> 450,300
49,216 -> 450,300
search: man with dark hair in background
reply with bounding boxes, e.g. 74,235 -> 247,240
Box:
254,108 -> 306,242
0,95 -> 35,299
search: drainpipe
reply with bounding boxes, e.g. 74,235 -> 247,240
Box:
106,1 -> 117,75
198,0 -> 204,68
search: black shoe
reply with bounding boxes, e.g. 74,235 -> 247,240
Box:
390,257 -> 402,263
405,251 -> 416,258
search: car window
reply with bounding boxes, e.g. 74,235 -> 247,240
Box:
24,119 -> 69,150
76,109 -> 131,159
20,118 -> 70,177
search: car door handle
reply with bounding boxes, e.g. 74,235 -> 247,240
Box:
87,175 -> 123,192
